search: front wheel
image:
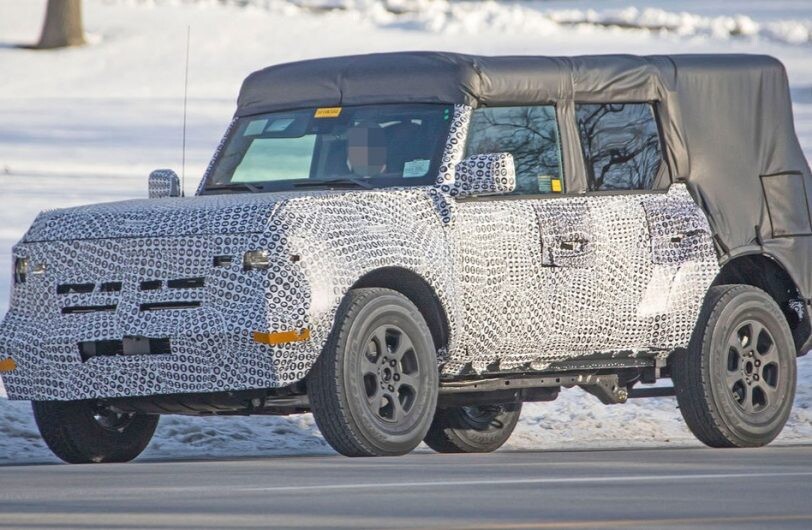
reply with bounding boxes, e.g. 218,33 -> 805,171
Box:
32,400 -> 159,463
424,403 -> 522,453
309,288 -> 439,457
673,284 -> 796,448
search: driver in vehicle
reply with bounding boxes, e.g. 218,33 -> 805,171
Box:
346,123 -> 388,177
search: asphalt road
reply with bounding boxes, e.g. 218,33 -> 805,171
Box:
1,446 -> 812,529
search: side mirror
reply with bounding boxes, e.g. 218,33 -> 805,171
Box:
452,153 -> 516,198
148,169 -> 182,199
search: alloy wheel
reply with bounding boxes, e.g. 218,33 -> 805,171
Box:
360,324 -> 422,424
725,319 -> 781,413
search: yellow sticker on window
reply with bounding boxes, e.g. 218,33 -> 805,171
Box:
314,107 -> 342,118
551,178 -> 562,193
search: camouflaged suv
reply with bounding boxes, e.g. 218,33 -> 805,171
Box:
3,52 -> 811,462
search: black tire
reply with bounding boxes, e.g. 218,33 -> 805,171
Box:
424,402 -> 522,453
309,288 -> 439,457
673,284 -> 796,448
32,400 -> 159,464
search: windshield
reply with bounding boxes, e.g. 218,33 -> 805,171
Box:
202,104 -> 454,193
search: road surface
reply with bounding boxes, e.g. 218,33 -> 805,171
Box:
1,445 -> 811,529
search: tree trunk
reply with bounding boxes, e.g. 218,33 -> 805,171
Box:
35,0 -> 85,50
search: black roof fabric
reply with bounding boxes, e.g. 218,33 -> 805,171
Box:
237,52 -> 812,297
236,52 -> 676,115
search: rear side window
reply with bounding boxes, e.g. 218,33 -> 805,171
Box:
465,106 -> 563,195
575,103 -> 664,191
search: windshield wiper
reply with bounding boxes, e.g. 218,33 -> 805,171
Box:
294,177 -> 373,189
204,182 -> 263,193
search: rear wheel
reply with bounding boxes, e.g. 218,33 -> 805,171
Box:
424,402 -> 522,453
32,400 -> 159,463
673,285 -> 796,447
309,288 -> 439,456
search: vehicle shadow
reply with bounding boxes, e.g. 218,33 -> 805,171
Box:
5,442 -> 812,468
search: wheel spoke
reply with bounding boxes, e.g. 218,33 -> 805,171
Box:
756,343 -> 779,365
749,321 -> 764,348
754,382 -> 775,408
367,384 -> 385,406
373,327 -> 389,355
739,322 -> 755,349
391,332 -> 414,361
728,334 -> 745,354
725,369 -> 744,388
390,394 -> 407,422
397,372 -> 420,392
740,385 -> 754,413
361,353 -> 379,376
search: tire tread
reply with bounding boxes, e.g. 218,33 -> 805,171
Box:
673,284 -> 795,448
309,287 -> 437,457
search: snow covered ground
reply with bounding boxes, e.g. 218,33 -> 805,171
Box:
1,0 -> 812,463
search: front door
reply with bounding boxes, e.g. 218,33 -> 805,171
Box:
449,104 -> 579,374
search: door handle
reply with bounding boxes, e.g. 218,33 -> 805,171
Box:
669,229 -> 703,244
560,239 -> 587,252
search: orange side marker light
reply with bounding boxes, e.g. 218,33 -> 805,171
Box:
253,328 -> 311,346
0,358 -> 17,373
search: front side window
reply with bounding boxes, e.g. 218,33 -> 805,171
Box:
575,103 -> 664,191
203,104 -> 453,193
465,106 -> 563,195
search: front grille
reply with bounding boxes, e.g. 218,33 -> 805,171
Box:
57,276 -> 205,314
78,336 -> 171,362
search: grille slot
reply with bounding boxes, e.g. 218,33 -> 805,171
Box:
78,336 -> 171,362
213,255 -> 233,267
99,281 -> 123,292
140,280 -> 162,291
62,304 -> 117,314
56,283 -> 95,295
167,277 -> 205,289
140,301 -> 201,311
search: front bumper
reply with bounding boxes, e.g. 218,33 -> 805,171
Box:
0,235 -> 316,401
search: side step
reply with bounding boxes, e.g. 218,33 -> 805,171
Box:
628,386 -> 676,398
439,372 -> 629,407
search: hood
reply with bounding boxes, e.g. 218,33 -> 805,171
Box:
22,190 -> 337,243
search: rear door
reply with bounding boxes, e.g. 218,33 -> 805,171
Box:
573,101 -> 716,352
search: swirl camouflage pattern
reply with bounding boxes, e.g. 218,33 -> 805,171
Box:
0,100 -> 720,401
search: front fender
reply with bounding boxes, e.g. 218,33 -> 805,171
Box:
273,189 -> 460,369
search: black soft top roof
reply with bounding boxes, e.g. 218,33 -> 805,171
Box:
237,52 -> 812,297
236,51 -> 777,114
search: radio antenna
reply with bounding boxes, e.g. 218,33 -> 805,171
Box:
181,25 -> 190,195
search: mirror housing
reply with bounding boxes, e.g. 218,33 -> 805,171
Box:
148,169 -> 182,199
452,153 -> 516,198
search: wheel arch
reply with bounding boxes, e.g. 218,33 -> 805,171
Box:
350,267 -> 450,355
713,252 -> 810,355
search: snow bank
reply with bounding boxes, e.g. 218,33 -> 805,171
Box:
1,0 -> 811,463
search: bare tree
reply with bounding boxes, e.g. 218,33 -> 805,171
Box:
35,0 -> 85,50
468,107 -> 561,193
576,103 -> 662,190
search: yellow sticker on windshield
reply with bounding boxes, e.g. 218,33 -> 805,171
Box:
551,178 -> 562,193
314,107 -> 342,118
